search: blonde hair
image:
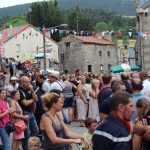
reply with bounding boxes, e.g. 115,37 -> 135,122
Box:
28,136 -> 41,149
136,98 -> 150,120
41,92 -> 60,110
91,79 -> 99,90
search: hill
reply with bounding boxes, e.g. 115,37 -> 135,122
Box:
58,0 -> 136,15
0,0 -> 136,19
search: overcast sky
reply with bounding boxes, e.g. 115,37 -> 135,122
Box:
0,0 -> 48,8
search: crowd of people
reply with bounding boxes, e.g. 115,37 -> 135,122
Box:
0,61 -> 150,150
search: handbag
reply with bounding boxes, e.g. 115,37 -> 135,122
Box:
0,115 -> 15,134
5,121 -> 15,134
15,120 -> 27,133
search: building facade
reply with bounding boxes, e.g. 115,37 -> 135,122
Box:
0,24 -> 59,63
135,0 -> 150,70
59,35 -> 119,74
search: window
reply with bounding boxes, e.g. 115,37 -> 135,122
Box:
99,51 -> 102,56
135,56 -> 138,61
65,42 -> 70,48
60,54 -> 64,64
100,64 -> 103,71
145,12 -> 148,17
107,51 -> 110,57
137,16 -> 139,22
16,44 -> 20,52
108,64 -> 112,70
64,70 -> 68,74
88,65 -> 92,72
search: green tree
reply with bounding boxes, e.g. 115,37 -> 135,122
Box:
6,16 -> 28,26
27,1 -> 64,28
67,7 -> 92,32
112,15 -> 124,30
27,2 -> 43,27
94,22 -> 108,32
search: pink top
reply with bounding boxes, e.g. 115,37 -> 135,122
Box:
0,100 -> 10,127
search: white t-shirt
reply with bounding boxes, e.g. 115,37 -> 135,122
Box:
141,79 -> 150,95
50,81 -> 63,92
42,81 -> 51,93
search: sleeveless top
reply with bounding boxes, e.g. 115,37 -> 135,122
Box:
63,81 -> 74,98
13,101 -> 23,123
41,113 -> 65,150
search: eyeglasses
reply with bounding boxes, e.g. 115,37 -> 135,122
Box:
53,92 -> 64,100
53,93 -> 60,97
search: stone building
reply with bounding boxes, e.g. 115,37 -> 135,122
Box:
135,0 -> 150,70
59,35 -> 119,74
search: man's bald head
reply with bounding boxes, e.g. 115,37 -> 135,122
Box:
20,76 -> 30,88
20,76 -> 30,82
121,72 -> 129,81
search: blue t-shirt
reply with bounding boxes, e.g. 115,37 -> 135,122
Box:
97,87 -> 112,112
99,96 -> 111,115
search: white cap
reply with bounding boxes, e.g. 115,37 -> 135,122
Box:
10,77 -> 17,80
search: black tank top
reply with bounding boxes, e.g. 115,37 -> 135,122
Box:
41,113 -> 65,150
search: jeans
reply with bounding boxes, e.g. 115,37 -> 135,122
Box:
0,127 -> 11,150
21,112 -> 39,150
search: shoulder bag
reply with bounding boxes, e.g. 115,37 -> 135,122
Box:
0,113 -> 15,134
15,120 -> 27,133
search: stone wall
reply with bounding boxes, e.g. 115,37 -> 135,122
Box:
59,35 -> 119,74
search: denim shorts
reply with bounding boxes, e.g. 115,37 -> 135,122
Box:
63,97 -> 74,108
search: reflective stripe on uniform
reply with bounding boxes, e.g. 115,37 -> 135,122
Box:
93,130 -> 131,142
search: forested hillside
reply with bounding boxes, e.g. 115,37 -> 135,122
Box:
58,0 -> 136,15
0,0 -> 135,19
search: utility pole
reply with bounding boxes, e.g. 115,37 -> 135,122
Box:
43,27 -> 46,71
76,0 -> 80,34
77,15 -> 79,34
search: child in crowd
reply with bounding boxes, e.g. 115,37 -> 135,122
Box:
28,136 -> 41,150
82,117 -> 97,150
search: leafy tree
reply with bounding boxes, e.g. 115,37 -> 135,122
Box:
0,16 -> 10,28
67,7 -> 93,32
94,22 -> 108,32
27,1 -> 64,28
27,2 -> 43,27
6,16 -> 28,26
112,15 -> 124,30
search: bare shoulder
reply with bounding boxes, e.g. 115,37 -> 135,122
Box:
40,114 -> 52,128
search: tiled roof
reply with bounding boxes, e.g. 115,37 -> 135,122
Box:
1,24 -> 30,43
140,0 -> 150,9
75,36 -> 114,45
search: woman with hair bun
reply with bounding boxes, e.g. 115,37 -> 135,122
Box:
10,90 -> 29,150
40,92 -> 90,150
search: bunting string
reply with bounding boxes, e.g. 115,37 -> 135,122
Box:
0,25 -> 149,40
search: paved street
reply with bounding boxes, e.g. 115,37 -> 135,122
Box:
68,121 -> 87,150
